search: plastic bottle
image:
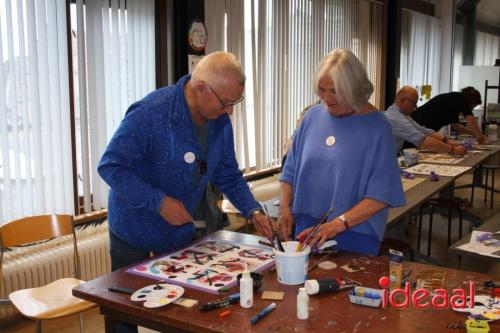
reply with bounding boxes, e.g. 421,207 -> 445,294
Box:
239,265 -> 253,308
297,287 -> 309,320
304,278 -> 342,295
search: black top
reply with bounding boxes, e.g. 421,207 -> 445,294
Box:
410,92 -> 473,131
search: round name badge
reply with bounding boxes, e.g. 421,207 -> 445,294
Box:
184,152 -> 196,164
325,136 -> 336,147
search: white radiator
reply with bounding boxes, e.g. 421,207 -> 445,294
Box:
0,222 -> 111,323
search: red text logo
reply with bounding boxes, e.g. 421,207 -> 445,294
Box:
378,276 -> 475,309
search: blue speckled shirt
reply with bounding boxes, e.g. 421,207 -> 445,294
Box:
280,104 -> 405,255
98,75 -> 260,253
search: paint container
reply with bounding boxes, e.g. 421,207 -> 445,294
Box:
389,249 -> 404,289
403,148 -> 418,166
272,241 -> 310,285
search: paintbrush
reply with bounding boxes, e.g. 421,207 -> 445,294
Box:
296,207 -> 334,252
261,203 -> 285,252
250,214 -> 277,251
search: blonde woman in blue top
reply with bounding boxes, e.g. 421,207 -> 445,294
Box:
278,49 -> 405,256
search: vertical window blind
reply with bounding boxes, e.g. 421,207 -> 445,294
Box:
0,0 -> 156,224
474,30 -> 500,66
0,0 -> 73,225
205,0 -> 384,171
400,9 -> 442,98
72,0 -> 155,213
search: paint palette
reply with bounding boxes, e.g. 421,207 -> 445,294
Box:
452,295 -> 500,321
131,283 -> 184,308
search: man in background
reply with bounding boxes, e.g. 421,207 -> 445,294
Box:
410,86 -> 489,144
384,86 -> 466,155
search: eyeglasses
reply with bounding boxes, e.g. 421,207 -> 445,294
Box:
205,82 -> 244,109
404,97 -> 418,108
198,159 -> 207,176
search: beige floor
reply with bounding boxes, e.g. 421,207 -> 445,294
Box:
3,170 -> 499,333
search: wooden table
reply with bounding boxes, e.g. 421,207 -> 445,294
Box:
449,211 -> 500,261
73,231 -> 499,333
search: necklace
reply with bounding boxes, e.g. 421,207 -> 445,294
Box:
332,110 -> 355,118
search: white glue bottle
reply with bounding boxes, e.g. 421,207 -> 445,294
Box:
240,264 -> 253,308
297,287 -> 309,320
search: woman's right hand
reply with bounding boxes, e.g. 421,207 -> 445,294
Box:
278,208 -> 294,241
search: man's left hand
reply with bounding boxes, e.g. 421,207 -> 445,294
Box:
252,213 -> 274,240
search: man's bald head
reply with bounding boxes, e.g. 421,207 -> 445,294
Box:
191,52 -> 245,88
395,86 -> 419,115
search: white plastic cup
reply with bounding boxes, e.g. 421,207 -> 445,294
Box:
272,241 -> 310,285
403,148 -> 418,166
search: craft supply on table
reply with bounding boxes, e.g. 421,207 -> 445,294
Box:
173,297 -> 199,308
415,270 -> 446,290
273,241 -> 310,285
348,286 -> 383,308
239,265 -> 254,308
199,293 -> 240,311
297,287 -> 309,320
452,295 -> 500,321
404,163 -> 471,177
127,238 -> 274,294
250,303 -> 276,325
130,283 -> 184,308
318,260 -> 337,270
262,203 -> 285,252
261,291 -> 285,301
340,263 -> 365,273
389,249 -> 404,289
308,252 -> 332,272
219,310 -> 231,318
237,271 -> 263,290
108,286 -> 134,294
304,277 -> 358,295
465,319 -> 490,333
429,171 -> 439,181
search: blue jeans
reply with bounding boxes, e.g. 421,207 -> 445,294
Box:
109,229 -> 151,271
109,230 -> 151,333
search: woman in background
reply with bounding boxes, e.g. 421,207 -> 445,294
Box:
278,49 -> 405,255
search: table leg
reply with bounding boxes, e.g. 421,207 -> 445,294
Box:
104,315 -> 118,333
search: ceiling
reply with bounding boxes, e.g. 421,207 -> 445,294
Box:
476,0 -> 500,28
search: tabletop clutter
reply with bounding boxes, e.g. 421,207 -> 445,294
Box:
107,229 -> 499,333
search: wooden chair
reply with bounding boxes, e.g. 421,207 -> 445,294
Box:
0,215 -> 96,333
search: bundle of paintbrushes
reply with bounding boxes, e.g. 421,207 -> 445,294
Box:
262,204 -> 285,252
296,207 -> 334,252
251,204 -> 284,252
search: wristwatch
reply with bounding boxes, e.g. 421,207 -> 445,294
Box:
338,214 -> 349,230
250,208 -> 265,219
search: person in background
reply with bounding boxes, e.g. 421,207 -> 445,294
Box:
410,86 -> 489,144
98,52 -> 273,333
278,49 -> 405,256
384,86 -> 466,155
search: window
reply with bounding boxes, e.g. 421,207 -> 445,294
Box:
71,0 -> 155,214
0,0 -> 74,224
0,0 -> 156,225
205,0 -> 384,171
400,9 -> 442,100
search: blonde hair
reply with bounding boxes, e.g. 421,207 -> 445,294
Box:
313,49 -> 373,110
191,51 -> 245,87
